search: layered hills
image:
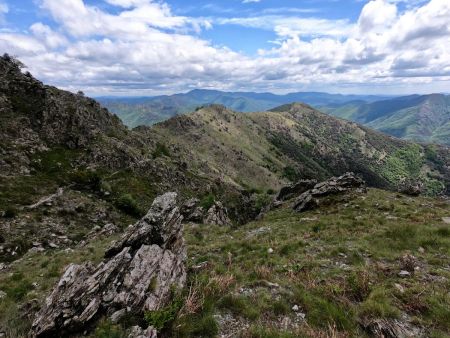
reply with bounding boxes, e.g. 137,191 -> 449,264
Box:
98,89 -> 388,128
322,94 -> 450,145
99,90 -> 450,146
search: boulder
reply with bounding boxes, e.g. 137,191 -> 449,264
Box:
31,192 -> 186,337
293,173 -> 366,212
205,201 -> 232,226
399,181 -> 423,196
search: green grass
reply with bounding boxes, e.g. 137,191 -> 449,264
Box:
181,188 -> 450,337
1,188 -> 448,337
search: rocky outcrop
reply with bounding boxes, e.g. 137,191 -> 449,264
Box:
31,192 -> 186,337
398,180 -> 423,196
276,179 -> 317,202
180,198 -> 204,223
180,198 -> 232,226
205,201 -> 232,226
293,173 -> 366,212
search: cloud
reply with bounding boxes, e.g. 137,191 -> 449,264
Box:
217,16 -> 352,38
0,0 -> 448,95
242,0 -> 261,3
30,23 -> 68,49
0,1 -> 8,24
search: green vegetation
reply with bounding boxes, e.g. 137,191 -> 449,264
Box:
179,188 -> 450,337
115,193 -> 142,217
152,142 -> 170,158
199,193 -> 215,210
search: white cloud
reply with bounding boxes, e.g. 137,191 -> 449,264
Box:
0,0 -> 448,95
242,0 -> 261,3
217,16 -> 352,38
358,0 -> 397,34
30,23 -> 68,48
0,1 -> 8,24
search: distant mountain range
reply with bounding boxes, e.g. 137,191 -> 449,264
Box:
97,89 -> 390,127
98,90 -> 450,145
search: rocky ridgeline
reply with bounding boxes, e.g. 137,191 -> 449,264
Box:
31,192 -> 186,337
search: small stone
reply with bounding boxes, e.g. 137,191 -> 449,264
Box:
398,270 -> 410,278
32,282 -> 39,289
0,290 -> 6,299
292,304 -> 299,312
442,217 -> 450,224
418,247 -> 425,254
48,242 -> 59,249
297,312 -> 306,319
338,252 -> 346,257
394,283 -> 405,293
268,248 -> 274,254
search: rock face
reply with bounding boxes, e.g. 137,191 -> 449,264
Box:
293,173 -> 366,212
205,201 -> 232,226
31,192 -> 186,337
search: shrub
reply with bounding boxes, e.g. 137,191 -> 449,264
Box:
145,295 -> 183,331
282,166 -> 298,182
93,320 -> 125,338
152,143 -> 170,159
200,194 -> 215,210
3,207 -> 17,218
70,170 -> 102,192
115,194 -> 141,217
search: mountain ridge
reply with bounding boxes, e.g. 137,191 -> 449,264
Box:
98,89 -> 391,128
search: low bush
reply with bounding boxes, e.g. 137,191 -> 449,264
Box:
115,194 -> 142,217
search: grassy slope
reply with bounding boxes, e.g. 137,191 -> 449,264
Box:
154,104 -> 449,195
2,189 -> 448,337
178,189 -> 450,337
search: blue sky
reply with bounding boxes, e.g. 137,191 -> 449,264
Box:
0,0 -> 448,96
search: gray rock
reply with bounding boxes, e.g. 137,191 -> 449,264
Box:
110,309 -> 126,324
180,198 -> 204,223
398,270 -> 411,278
204,201 -> 231,226
293,173 -> 366,213
0,290 -> 6,299
128,326 -> 157,338
442,217 -> 450,224
276,179 -> 317,201
31,192 -> 186,337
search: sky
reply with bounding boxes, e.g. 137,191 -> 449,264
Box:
0,0 -> 449,96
